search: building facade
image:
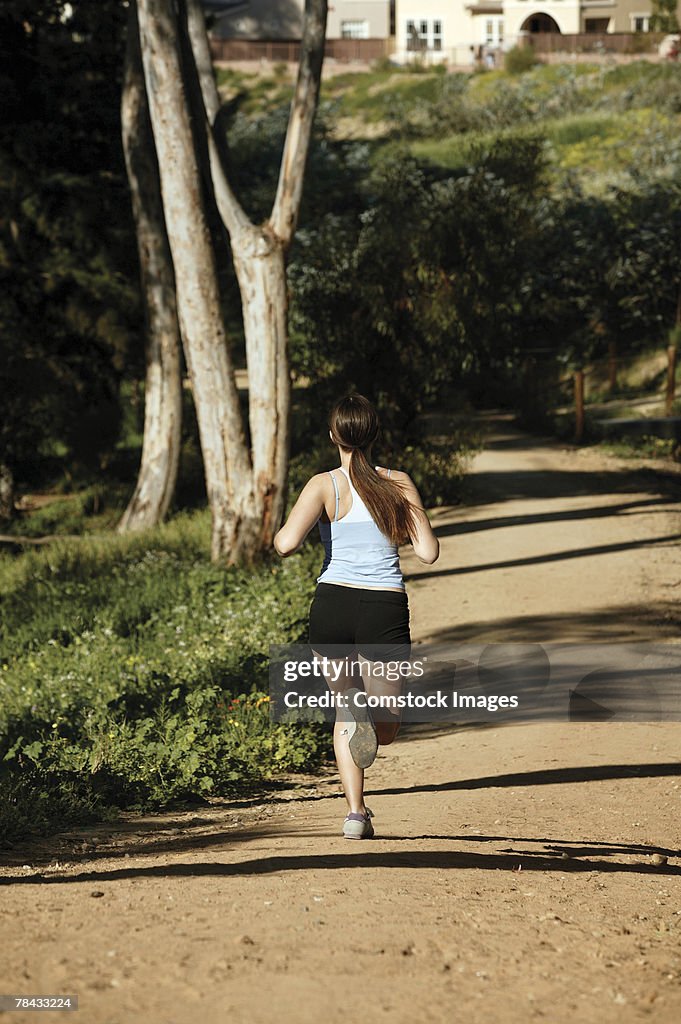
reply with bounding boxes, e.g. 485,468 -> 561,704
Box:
328,1 -> 392,39
206,0 -> 392,40
394,0 -> 681,64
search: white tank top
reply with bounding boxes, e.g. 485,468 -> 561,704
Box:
316,467 -> 405,591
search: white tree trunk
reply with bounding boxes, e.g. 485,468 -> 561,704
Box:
231,226 -> 290,542
185,0 -> 327,549
118,0 -> 182,533
270,0 -> 328,243
136,0 -> 257,563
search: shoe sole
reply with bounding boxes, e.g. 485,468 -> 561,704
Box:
344,687 -> 378,769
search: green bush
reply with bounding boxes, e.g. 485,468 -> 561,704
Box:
371,55 -> 395,74
505,46 -> 541,76
0,519 -> 329,845
600,434 -> 677,459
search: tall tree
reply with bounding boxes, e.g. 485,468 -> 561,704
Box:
117,1 -> 183,533
0,0 -> 134,518
135,0 -> 328,562
650,0 -> 680,33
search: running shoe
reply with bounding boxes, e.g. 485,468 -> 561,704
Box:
343,687 -> 378,769
342,811 -> 375,840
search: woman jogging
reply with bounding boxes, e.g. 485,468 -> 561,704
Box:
274,394 -> 439,839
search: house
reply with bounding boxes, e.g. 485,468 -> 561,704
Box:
394,0 -> 681,65
502,0 -> 675,40
205,1 -> 392,42
327,1 -> 393,40
395,1 -> 503,64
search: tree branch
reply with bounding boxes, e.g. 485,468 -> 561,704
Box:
270,0 -> 328,246
184,0 -> 251,238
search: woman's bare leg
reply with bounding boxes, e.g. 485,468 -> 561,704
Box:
358,653 -> 402,746
333,718 -> 367,815
311,649 -> 368,816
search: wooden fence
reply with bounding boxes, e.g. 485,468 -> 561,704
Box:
527,32 -> 664,55
519,345 -> 680,442
209,37 -> 392,64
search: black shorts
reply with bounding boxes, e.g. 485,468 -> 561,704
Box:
308,582 -> 411,662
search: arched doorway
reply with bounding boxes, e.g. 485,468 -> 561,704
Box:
520,13 -> 561,34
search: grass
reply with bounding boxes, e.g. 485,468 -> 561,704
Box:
211,60 -> 681,193
322,60 -> 681,192
0,509 -> 328,846
597,435 -> 678,459
546,112 -> 617,147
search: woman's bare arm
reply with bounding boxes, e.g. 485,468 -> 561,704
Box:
273,475 -> 327,557
385,469 -> 440,564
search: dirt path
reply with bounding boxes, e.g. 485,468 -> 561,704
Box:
3,413 -> 681,1024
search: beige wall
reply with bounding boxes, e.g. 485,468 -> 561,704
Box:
395,0 -> 478,62
506,0 -> 681,37
327,1 -> 392,38
394,1 -> 681,61
504,1 -> 581,39
582,0 -> 665,32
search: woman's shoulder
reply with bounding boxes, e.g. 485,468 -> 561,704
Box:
298,472 -> 335,496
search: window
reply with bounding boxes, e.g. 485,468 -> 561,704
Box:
585,17 -> 610,33
406,19 -> 443,52
406,19 -> 421,51
433,19 -> 442,51
483,17 -> 504,47
341,20 -> 369,39
632,14 -> 650,32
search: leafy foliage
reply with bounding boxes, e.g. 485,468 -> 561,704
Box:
505,46 -> 542,76
0,1 -> 139,489
650,0 -> 681,33
0,522 -> 328,843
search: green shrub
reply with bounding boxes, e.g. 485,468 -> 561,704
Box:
505,46 -> 541,76
600,434 -> 677,459
371,55 -> 395,73
0,521 -> 329,845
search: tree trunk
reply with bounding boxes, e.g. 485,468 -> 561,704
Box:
185,0 -> 327,550
118,0 -> 182,534
231,225 -> 290,546
0,462 -> 14,521
136,0 -> 258,563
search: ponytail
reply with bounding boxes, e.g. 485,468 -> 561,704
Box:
329,394 -> 418,546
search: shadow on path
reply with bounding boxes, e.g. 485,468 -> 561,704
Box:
412,601 -> 680,642
2,848 -> 679,885
433,497 -> 674,539
368,761 -> 681,798
406,532 -> 681,584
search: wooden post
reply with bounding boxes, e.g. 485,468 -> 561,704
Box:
574,369 -> 585,442
608,340 -> 617,393
666,345 -> 677,416
522,355 -> 534,419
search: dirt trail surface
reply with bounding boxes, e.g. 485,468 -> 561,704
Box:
3,413 -> 681,1024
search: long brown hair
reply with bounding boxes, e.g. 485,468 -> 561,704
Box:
328,394 -> 418,545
